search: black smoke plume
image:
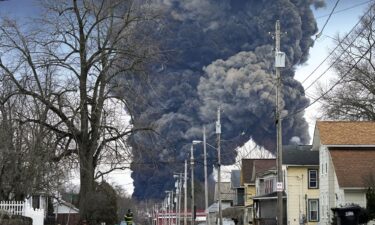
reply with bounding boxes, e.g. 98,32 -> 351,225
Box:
126,0 -> 325,200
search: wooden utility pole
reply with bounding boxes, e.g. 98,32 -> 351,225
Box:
275,20 -> 285,225
216,107 -> 223,225
203,126 -> 209,225
184,160 -> 187,225
190,145 -> 195,225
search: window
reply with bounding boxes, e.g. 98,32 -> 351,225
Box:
32,195 -> 40,209
308,169 -> 318,188
308,199 -> 319,221
265,179 -> 274,194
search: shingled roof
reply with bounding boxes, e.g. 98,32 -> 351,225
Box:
282,145 -> 318,165
330,148 -> 375,188
314,121 -> 375,145
241,159 -> 275,185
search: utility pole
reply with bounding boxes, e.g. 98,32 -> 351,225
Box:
184,160 -> 187,225
203,126 -> 209,225
178,175 -> 182,225
174,174 -> 182,225
216,107 -> 223,225
170,191 -> 174,225
190,145 -> 195,225
275,20 -> 285,225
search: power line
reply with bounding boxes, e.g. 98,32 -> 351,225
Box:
301,2 -> 375,87
315,0 -> 341,40
302,4 -> 375,94
266,3 -> 370,122
316,0 -> 373,20
284,28 -> 375,120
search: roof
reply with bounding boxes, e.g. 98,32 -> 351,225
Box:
282,145 -> 318,165
330,148 -> 375,188
315,121 -> 375,146
53,200 -> 79,214
241,159 -> 276,185
241,159 -> 254,185
231,170 -> 241,188
252,160 -> 276,182
215,182 -> 234,202
207,202 -> 231,213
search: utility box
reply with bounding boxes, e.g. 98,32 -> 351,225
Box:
275,51 -> 286,68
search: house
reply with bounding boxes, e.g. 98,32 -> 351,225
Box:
282,145 -> 319,225
53,200 -> 80,225
252,146 -> 318,225
231,170 -> 244,206
221,170 -> 245,225
241,159 -> 276,225
207,182 -> 234,225
252,166 -> 286,225
312,121 -> 375,225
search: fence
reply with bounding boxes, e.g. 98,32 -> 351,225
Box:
0,201 -> 45,225
0,201 -> 25,215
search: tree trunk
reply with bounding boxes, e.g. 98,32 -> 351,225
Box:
78,142 -> 95,221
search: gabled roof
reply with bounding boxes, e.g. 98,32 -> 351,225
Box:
53,200 -> 79,214
314,121 -> 375,146
330,148 -> 375,188
241,159 -> 254,185
252,160 -> 276,181
283,145 -> 318,165
241,159 -> 276,185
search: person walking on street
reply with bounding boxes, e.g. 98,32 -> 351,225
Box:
124,209 -> 133,225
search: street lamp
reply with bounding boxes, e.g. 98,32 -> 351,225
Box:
193,128 -> 222,225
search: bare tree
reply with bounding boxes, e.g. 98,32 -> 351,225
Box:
0,0 -> 157,220
317,4 -> 375,120
0,77 -> 68,200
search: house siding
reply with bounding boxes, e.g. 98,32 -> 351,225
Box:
244,184 -> 256,206
286,166 -> 319,225
319,145 -> 332,225
320,145 -> 369,225
344,190 -> 366,207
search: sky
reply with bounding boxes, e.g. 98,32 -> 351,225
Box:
295,0 -> 372,136
0,0 -> 372,195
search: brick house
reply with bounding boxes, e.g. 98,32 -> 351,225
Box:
312,121 -> 375,225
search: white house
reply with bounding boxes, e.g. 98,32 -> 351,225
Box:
312,121 -> 375,225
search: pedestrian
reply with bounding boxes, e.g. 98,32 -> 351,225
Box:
124,209 -> 133,225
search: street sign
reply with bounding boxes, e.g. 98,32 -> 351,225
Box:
276,182 -> 283,192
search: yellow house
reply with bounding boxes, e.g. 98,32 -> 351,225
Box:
241,159 -> 276,224
283,145 -> 319,225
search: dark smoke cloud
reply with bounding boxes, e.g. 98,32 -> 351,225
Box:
127,0 -> 324,200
